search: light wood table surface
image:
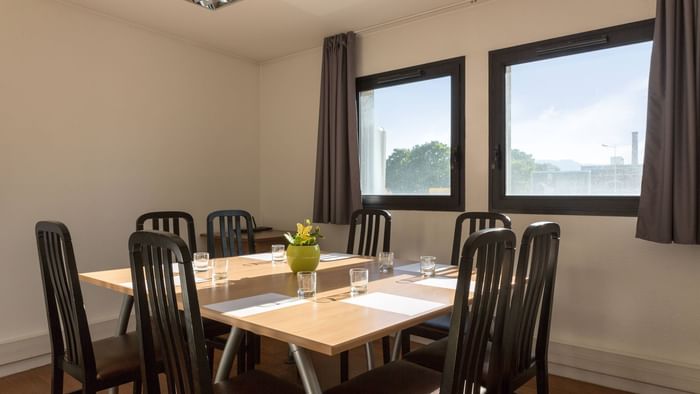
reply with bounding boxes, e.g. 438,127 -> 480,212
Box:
80,255 -> 459,393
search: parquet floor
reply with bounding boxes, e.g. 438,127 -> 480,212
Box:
0,337 -> 630,393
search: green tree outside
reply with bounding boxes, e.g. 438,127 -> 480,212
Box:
385,141 -> 450,193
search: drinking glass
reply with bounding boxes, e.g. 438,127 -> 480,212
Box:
378,251 -> 394,273
297,271 -> 317,299
349,268 -> 369,295
213,259 -> 229,280
193,252 -> 210,272
420,256 -> 436,277
271,244 -> 286,264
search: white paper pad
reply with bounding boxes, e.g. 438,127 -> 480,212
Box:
396,263 -> 453,274
340,292 -> 445,316
414,278 -> 475,293
205,293 -> 307,318
320,253 -> 356,262
119,276 -> 207,289
242,253 -> 273,262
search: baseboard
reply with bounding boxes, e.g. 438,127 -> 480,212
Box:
548,341 -> 700,393
0,316 -> 125,378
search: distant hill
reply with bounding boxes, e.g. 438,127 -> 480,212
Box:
535,159 -> 581,172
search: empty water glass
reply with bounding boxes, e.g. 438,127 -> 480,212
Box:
349,268 -> 369,295
420,256 -> 436,277
213,259 -> 229,280
271,244 -> 286,264
297,271 -> 317,299
193,252 -> 210,272
378,251 -> 394,273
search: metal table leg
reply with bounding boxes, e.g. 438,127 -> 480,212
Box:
391,330 -> 402,361
115,295 -> 133,335
215,327 -> 245,383
364,342 -> 375,370
289,343 -> 322,394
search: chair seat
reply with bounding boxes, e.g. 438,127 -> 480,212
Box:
421,313 -> 451,332
213,370 -> 304,394
404,339 -> 493,385
92,332 -> 142,384
325,360 -> 442,394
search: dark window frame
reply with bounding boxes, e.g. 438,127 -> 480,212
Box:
489,19 -> 655,216
357,57 -> 465,212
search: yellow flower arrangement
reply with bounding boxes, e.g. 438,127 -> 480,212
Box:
284,219 -> 323,246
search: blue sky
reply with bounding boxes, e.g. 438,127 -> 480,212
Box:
364,41 -> 652,167
509,41 -> 652,165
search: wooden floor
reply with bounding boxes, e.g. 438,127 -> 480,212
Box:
0,337 -> 629,393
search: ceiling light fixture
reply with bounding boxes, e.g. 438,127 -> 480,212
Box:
186,0 -> 242,11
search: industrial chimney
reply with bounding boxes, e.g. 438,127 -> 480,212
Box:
632,131 -> 639,165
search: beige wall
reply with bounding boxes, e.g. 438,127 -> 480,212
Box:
259,0 -> 700,380
0,0 -> 259,349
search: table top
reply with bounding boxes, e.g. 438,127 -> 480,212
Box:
79,255 -> 459,356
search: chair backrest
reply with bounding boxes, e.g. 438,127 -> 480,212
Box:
441,227 -> 516,394
346,209 -> 391,256
35,221 -> 96,377
129,230 -> 212,394
506,222 -> 560,387
206,210 -> 255,258
450,212 -> 512,266
136,211 -> 198,254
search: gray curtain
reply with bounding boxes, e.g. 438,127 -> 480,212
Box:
312,32 -> 362,225
637,0 -> 700,243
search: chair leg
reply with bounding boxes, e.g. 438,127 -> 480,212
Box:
208,344 -> 216,378
340,351 -> 349,382
132,378 -> 142,394
536,358 -> 549,394
50,364 -> 63,394
401,331 -> 411,355
381,336 -> 391,364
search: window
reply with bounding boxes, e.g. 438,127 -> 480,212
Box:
489,19 -> 654,216
357,57 -> 465,211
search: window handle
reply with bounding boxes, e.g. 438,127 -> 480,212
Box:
491,144 -> 502,170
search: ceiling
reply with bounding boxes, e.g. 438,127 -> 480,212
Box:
60,0 -> 476,62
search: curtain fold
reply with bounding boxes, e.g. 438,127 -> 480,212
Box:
312,32 -> 362,225
636,0 -> 700,243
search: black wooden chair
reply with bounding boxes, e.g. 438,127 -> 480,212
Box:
36,221 -> 143,394
401,211 -> 511,355
137,211 -> 231,375
206,209 -> 259,373
136,211 -> 198,252
325,227 -> 517,394
127,230 -> 304,394
340,209 -> 392,382
404,222 -> 561,394
207,209 -> 256,258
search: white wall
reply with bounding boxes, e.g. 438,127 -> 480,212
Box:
0,0 -> 260,366
259,0 -> 700,391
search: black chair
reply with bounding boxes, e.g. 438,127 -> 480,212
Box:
207,209 -> 256,258
128,230 -> 304,394
36,221 -> 143,394
207,209 -> 259,373
346,208 -> 391,257
325,227 -> 517,394
404,222 -> 561,394
136,211 -> 198,253
137,211 -> 231,375
401,212 -> 511,355
340,209 -> 392,382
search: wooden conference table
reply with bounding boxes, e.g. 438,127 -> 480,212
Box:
80,254 -> 459,394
